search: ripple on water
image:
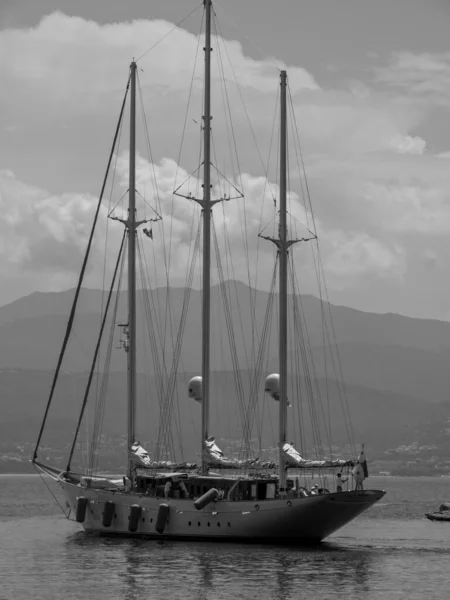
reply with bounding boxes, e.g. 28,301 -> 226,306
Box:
1,475 -> 449,600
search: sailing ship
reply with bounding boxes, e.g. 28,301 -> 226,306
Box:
32,0 -> 385,543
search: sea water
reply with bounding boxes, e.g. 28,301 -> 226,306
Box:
0,474 -> 449,599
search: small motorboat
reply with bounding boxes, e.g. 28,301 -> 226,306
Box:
425,502 -> 450,522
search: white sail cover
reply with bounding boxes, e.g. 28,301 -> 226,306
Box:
203,436 -> 268,469
357,445 -> 369,478
129,442 -> 152,467
204,436 -> 229,463
129,442 -> 198,470
282,442 -> 351,469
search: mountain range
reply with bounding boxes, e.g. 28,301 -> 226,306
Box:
1,281 -> 449,472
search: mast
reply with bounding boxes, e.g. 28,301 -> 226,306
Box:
127,61 -> 137,478
278,70 -> 288,493
201,0 -> 212,474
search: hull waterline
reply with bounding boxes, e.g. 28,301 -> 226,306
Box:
60,478 -> 385,543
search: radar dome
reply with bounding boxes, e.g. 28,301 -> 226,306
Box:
265,373 -> 290,406
188,376 -> 202,402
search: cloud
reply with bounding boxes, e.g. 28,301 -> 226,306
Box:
0,169 -> 106,287
0,12 -> 318,112
322,231 -> 405,284
375,51 -> 450,104
2,12 -> 450,317
0,149 -> 412,306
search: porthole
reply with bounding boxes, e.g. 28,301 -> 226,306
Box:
217,522 -> 221,527
207,522 -> 210,527
188,521 -> 192,526
150,518 -> 153,523
227,522 -> 231,527
198,522 -> 201,527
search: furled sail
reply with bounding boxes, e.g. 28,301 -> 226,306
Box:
130,442 -> 197,470
203,436 -> 267,469
352,444 -> 369,482
282,442 -> 352,469
129,441 -> 153,467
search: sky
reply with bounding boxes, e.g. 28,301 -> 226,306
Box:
2,0 -> 450,319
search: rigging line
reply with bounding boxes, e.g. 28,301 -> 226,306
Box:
156,225 -> 201,461
248,260 -> 278,451
214,24 -> 238,191
137,238 -> 182,459
89,257 -> 124,475
108,189 -> 129,218
159,11 -> 203,373
286,86 -> 334,454
210,162 -> 244,198
136,72 -> 162,216
286,84 -> 338,456
287,83 -> 317,237
172,6 -> 204,193
292,269 -> 330,458
139,237 -> 167,377
285,210 -> 316,238
213,13 -> 277,202
213,14 -> 255,277
251,87 -> 279,375
136,2 -> 203,62
66,231 -> 126,472
167,6 -> 204,276
254,84 -> 279,270
287,83 -> 356,452
214,17 -> 260,391
137,242 -> 173,458
212,222 -> 250,457
135,189 -> 162,219
290,260 -> 328,453
212,0 -> 281,74
96,88 -> 126,441
32,73 -> 131,462
34,466 -> 69,517
173,164 -> 204,195
140,67 -> 193,436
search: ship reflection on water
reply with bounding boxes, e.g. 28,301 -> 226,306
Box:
65,533 -> 378,600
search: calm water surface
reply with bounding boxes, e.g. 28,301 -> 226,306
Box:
0,475 -> 449,599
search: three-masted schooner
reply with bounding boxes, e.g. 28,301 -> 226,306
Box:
32,0 -> 385,543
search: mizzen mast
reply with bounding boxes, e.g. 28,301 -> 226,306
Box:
200,0 -> 212,474
278,70 -> 288,493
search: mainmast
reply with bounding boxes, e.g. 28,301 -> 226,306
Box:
200,0 -> 212,475
278,70 -> 288,493
127,61 -> 137,478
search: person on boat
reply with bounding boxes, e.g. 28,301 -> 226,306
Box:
336,472 -> 347,493
164,478 -> 173,499
179,480 -> 189,498
352,463 -> 365,491
310,484 -> 319,495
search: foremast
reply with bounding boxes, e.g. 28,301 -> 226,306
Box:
201,0 -> 212,475
127,61 -> 138,478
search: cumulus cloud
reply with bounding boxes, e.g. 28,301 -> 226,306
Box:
323,231 -> 405,284
2,12 -> 450,317
0,169 -> 109,286
375,51 -> 450,104
0,149 -> 414,306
